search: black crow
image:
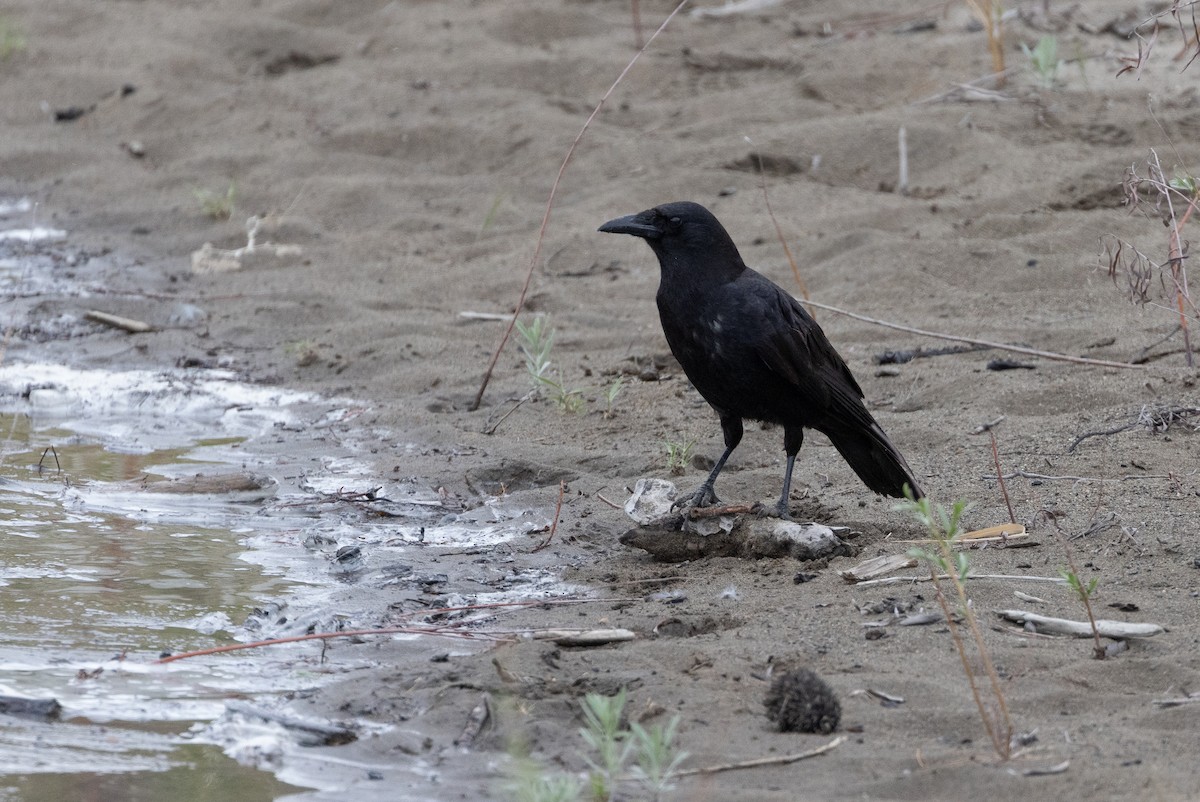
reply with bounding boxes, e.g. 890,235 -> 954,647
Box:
599,201 -> 922,518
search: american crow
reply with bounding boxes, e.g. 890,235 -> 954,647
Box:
599,201 -> 923,518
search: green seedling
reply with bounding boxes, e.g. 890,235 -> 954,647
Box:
507,769 -> 582,802
1060,564 -> 1105,659
516,316 -> 553,383
194,183 -> 236,220
1169,168 -> 1198,197
602,377 -> 624,418
1021,35 -> 1061,88
503,688 -> 687,802
629,716 -> 688,801
0,16 -> 25,60
663,439 -> 695,476
480,193 -> 506,235
580,689 -> 632,801
515,316 -> 585,413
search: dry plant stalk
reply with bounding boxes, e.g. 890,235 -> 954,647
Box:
962,0 -> 1005,86
754,151 -> 812,309
1041,507 -> 1107,658
927,557 -> 1013,759
1109,148 -> 1199,366
989,431 -> 1015,525
531,480 -> 567,552
1115,1 -> 1200,74
904,497 -> 1014,760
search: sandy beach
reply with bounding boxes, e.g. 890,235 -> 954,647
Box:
3,1 -> 1199,799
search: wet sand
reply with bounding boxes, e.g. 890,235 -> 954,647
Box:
3,1 -> 1200,799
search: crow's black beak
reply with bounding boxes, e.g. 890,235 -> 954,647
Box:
598,212 -> 660,240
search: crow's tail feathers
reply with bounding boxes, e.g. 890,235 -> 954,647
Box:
824,420 -> 923,500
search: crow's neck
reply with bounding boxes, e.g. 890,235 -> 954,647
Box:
653,245 -> 746,289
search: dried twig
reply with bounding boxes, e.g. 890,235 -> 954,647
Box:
753,147 -> 811,309
673,735 -> 846,777
971,416 -> 1005,434
594,491 -> 624,510
532,480 -> 567,552
799,299 -> 1145,370
37,446 -> 61,476
1069,404 -> 1200,451
989,431 -> 1016,525
483,391 -> 534,435
988,469 -> 1181,483
687,503 -> 755,518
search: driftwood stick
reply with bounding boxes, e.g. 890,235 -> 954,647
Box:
855,573 -> 1067,589
997,610 -> 1165,638
85,310 -> 153,333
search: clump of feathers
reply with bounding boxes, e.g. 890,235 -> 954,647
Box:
763,668 -> 841,734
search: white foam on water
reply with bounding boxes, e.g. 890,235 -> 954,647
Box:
0,362 -> 321,449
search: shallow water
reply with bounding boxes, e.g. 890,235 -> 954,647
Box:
0,359 -> 561,800
0,214 -> 567,799
0,400 -> 321,798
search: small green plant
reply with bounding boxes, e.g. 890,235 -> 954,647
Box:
663,439 -> 695,475
515,316 -> 585,413
1059,541 -> 1105,659
580,689 -> 632,801
504,689 -> 686,802
629,716 -> 687,800
506,766 -> 582,802
1169,167 -> 1198,197
284,339 -> 321,367
516,315 -> 554,383
900,490 -> 1013,761
1060,567 -> 1102,654
480,193 -> 506,235
548,378 -> 585,412
0,16 -> 25,60
194,183 -> 237,220
1021,34 -> 1061,88
602,377 -> 624,418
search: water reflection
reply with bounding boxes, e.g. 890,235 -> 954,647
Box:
0,413 -> 308,797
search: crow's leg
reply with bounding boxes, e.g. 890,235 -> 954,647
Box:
757,426 -> 803,519
674,415 -> 742,509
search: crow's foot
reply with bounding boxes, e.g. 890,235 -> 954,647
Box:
752,499 -> 792,520
672,483 -> 721,511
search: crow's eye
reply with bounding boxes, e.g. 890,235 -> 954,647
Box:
667,216 -> 682,230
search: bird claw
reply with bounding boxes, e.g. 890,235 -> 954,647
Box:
752,500 -> 793,520
672,484 -> 721,511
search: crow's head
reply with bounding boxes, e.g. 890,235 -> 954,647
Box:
598,201 -> 724,244
598,201 -> 745,279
